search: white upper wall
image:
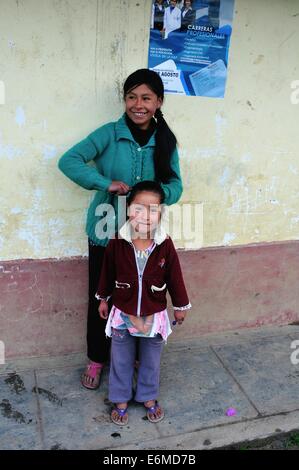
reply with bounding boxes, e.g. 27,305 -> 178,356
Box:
0,0 -> 299,260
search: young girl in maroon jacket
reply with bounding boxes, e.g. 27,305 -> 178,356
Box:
96,181 -> 191,425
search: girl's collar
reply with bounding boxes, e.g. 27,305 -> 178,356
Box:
119,220 -> 168,245
115,114 -> 156,147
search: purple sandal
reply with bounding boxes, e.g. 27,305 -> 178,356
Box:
144,401 -> 164,423
111,405 -> 129,426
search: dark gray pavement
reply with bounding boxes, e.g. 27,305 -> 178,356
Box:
1,324 -> 299,450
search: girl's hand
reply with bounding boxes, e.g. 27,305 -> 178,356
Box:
108,181 -> 131,195
174,310 -> 186,325
99,300 -> 109,319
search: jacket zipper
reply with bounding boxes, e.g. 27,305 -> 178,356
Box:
131,242 -> 156,317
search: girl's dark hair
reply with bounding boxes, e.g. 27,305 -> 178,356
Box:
123,69 -> 178,184
127,180 -> 165,206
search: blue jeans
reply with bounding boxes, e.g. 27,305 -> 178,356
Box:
109,328 -> 164,403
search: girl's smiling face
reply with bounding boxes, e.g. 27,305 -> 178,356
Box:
128,191 -> 162,237
124,84 -> 162,130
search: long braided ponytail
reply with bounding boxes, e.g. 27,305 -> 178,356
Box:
154,107 -> 177,183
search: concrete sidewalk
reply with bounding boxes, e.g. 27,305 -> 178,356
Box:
1,324 -> 299,450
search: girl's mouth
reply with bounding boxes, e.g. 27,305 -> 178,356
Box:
135,221 -> 149,226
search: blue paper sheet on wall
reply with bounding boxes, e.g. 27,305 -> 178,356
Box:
148,0 -> 235,98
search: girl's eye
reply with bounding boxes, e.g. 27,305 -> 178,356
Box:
150,206 -> 160,213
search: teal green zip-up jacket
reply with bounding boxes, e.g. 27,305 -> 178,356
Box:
58,113 -> 183,246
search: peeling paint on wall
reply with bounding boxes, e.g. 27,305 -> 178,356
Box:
10,207 -> 22,214
0,145 -> 24,160
219,167 -> 230,186
42,144 -> 57,160
15,106 -> 26,127
215,113 -> 226,145
222,233 -> 236,245
289,165 -> 298,175
241,153 -> 252,162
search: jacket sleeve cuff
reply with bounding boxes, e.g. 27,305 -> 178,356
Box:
93,177 -> 113,192
95,293 -> 111,301
173,302 -> 192,311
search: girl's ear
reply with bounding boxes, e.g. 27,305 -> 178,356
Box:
157,97 -> 163,109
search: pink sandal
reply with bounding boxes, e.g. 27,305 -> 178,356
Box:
81,361 -> 103,390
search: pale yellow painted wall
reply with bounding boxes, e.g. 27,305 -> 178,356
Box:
0,0 -> 299,261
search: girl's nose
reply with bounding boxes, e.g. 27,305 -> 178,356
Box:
141,208 -> 150,220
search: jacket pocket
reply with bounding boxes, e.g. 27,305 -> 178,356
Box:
144,278 -> 167,303
151,283 -> 166,293
115,280 -> 131,289
114,279 -> 134,303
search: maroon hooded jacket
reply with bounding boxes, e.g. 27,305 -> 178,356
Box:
96,221 -> 191,317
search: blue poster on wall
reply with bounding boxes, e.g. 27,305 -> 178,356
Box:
148,0 -> 235,98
